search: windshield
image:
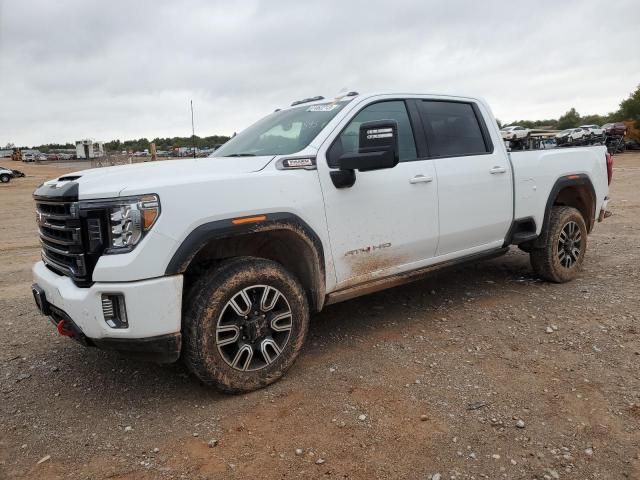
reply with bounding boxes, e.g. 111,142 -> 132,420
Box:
502,127 -> 514,131
212,101 -> 349,157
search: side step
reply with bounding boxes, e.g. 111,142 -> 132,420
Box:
511,232 -> 538,244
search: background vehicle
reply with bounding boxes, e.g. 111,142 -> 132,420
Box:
0,166 -> 15,183
625,139 -> 640,150
602,122 -> 627,136
556,127 -> 588,144
501,125 -> 529,141
579,124 -> 604,137
31,92 -> 612,393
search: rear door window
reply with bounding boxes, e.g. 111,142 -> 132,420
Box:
418,101 -> 491,157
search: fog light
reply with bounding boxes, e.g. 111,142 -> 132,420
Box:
102,294 -> 128,328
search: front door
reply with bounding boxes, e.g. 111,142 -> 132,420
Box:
316,99 -> 439,288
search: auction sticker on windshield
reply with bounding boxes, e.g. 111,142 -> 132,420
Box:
307,104 -> 339,112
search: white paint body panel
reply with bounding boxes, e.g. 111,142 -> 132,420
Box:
33,261 -> 182,339
510,146 -> 608,234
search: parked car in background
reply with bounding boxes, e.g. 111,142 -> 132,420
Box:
579,125 -> 604,137
46,154 -> 59,161
0,166 -> 15,183
602,122 -> 627,136
556,128 -> 588,144
625,139 -> 640,150
23,154 -> 35,162
501,125 -> 529,141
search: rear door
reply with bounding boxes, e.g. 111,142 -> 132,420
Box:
416,99 -> 512,256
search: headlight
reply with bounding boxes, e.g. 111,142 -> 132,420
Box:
80,194 -> 160,254
107,194 -> 160,252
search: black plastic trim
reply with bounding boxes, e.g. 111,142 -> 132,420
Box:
533,174 -> 597,248
406,99 -> 430,158
93,334 -> 181,364
503,216 -> 537,246
165,212 -> 325,276
34,181 -> 79,202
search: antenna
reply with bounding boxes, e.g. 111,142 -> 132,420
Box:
190,99 -> 196,158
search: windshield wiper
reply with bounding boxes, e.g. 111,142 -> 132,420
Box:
224,153 -> 256,157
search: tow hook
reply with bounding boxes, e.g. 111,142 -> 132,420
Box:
56,320 -> 75,337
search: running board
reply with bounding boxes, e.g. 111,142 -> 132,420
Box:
325,247 -> 509,306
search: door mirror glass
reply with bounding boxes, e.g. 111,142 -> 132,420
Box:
337,120 -> 399,172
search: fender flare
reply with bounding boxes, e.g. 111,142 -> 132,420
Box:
534,174 -> 596,247
164,212 -> 326,310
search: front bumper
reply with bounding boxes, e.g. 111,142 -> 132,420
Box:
32,261 -> 183,362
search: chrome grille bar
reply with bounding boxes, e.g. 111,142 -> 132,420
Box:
36,199 -> 87,280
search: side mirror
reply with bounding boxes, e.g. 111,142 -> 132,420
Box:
337,120 -> 399,172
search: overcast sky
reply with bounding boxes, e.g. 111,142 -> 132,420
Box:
1,0 -> 638,147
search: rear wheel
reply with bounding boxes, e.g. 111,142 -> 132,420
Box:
183,257 -> 310,393
530,206 -> 587,283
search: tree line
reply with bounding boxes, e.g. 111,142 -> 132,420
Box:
499,84 -> 640,140
18,135 -> 231,154
103,135 -> 231,153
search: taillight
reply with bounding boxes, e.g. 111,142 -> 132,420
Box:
606,152 -> 613,185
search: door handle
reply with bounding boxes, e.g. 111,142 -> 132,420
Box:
409,174 -> 433,184
490,166 -> 507,174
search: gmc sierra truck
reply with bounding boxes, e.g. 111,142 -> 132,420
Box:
31,92 -> 613,392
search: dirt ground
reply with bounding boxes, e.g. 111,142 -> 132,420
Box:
0,154 -> 639,480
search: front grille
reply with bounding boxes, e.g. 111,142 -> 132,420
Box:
36,200 -> 88,280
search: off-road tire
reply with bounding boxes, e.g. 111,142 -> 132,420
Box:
530,206 -> 587,283
183,257 -> 309,393
0,174 -> 10,183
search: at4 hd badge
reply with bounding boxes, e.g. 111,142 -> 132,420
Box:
345,242 -> 392,257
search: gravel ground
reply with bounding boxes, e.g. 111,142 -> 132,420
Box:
1,154 -> 639,480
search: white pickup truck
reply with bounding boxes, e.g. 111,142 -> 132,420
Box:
31,92 -> 613,392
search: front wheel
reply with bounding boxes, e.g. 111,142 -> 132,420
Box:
530,206 -> 587,283
183,257 -> 310,393
0,174 -> 10,183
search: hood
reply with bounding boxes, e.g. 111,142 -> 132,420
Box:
43,156 -> 275,199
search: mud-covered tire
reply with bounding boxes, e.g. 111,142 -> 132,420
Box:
530,206 -> 587,283
0,174 -> 10,183
183,257 -> 309,393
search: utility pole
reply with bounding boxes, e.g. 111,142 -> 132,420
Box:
191,99 -> 196,158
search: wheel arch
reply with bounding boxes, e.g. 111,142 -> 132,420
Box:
166,213 -> 326,312
534,174 -> 596,247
